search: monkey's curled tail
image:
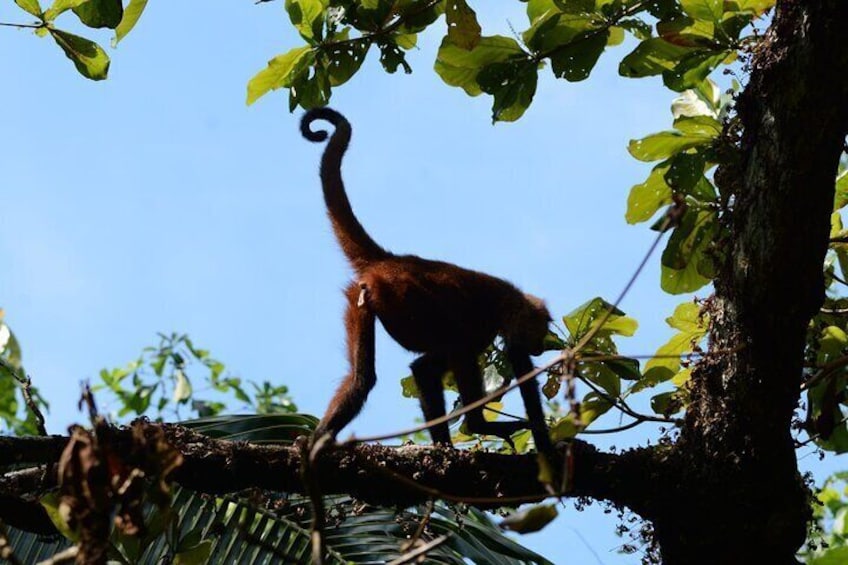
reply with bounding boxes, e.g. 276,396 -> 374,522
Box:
301,107 -> 389,271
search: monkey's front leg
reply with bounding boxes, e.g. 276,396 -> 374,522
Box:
507,348 -> 556,461
313,284 -> 377,442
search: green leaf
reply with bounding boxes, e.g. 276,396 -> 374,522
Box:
650,390 -> 684,415
579,393 -> 613,426
549,29 -> 608,82
477,59 -> 538,122
49,29 -> 110,80
628,130 -> 712,162
395,0 -> 444,34
377,39 -> 412,74
174,541 -> 213,565
550,417 -> 579,440
246,46 -> 314,105
114,0 -> 147,44
663,49 -> 730,92
619,37 -> 694,78
665,151 -> 706,193
680,0 -> 723,21
638,309 -> 706,390
446,0 -> 481,50
607,26 -> 625,46
435,35 -> 525,96
44,0 -> 87,21
499,504 -> 558,534
324,36 -> 369,86
15,0 -> 43,17
626,162 -> 672,224
809,547 -> 848,565
40,492 -> 78,542
285,0 -> 327,42
834,169 -> 848,211
656,16 -> 716,48
604,357 -> 641,381
724,0 -> 774,16
400,374 -> 419,398
73,0 -> 123,29
660,207 -> 718,294
618,17 -> 653,40
673,114 -> 722,136
563,297 -> 638,342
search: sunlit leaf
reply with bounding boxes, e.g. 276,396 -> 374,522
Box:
435,35 -> 525,96
834,169 -> 848,211
724,0 -> 774,16
15,0 -> 43,17
113,0 -> 148,45
663,49 -> 730,92
499,504 -> 558,534
680,0 -> 723,21
628,130 -> 712,162
626,162 -> 672,224
49,29 -> 110,80
43,0 -> 87,21
285,0 -> 327,42
247,46 -> 314,105
620,37 -> 693,78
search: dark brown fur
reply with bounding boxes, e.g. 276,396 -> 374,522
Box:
301,108 -> 553,456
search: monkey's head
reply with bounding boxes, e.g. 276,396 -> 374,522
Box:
509,294 -> 552,356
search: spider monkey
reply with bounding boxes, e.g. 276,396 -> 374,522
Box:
301,107 -> 555,459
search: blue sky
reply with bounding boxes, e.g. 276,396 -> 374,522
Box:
0,2 -> 840,563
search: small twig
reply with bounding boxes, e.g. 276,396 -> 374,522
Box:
796,413 -> 848,448
828,271 -> 848,286
574,371 -> 680,425
483,406 -> 527,422
387,534 -> 451,565
800,353 -> 848,391
0,22 -> 42,29
399,500 -> 434,555
578,419 -> 646,435
0,358 -> 47,436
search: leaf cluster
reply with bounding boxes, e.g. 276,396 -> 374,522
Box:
10,0 -> 149,80
250,0 -> 774,121
91,332 -> 299,422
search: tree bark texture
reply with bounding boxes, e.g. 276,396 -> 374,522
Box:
650,1 -> 848,563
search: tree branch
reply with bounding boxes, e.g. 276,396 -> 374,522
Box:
0,422 -> 659,530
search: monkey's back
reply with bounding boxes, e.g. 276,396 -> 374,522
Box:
359,255 -> 521,357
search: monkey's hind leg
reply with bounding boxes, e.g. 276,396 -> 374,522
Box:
453,357 -> 527,446
313,284 -> 377,442
410,354 -> 451,445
